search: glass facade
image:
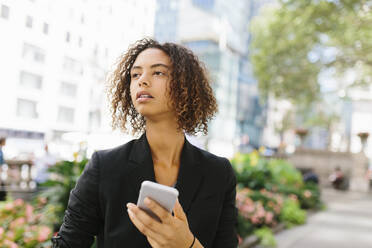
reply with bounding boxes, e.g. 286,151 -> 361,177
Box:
153,0 -> 268,154
154,0 -> 179,43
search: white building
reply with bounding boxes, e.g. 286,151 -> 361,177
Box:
0,0 -> 155,160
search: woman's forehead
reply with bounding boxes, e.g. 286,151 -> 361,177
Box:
132,48 -> 171,68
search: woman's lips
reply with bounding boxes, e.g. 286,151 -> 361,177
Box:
136,97 -> 153,103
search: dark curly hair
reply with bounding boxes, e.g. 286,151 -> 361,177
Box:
107,38 -> 218,135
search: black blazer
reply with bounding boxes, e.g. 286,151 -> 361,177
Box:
53,134 -> 238,247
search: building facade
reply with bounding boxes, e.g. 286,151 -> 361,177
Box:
0,0 -> 155,159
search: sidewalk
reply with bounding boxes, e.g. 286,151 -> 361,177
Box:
274,188 -> 372,248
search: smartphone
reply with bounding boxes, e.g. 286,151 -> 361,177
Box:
136,180 -> 179,222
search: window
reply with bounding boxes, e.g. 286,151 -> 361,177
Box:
22,43 -> 45,63
26,16 -> 33,28
19,71 -> 42,89
63,57 -> 83,75
78,37 -> 83,47
17,99 -> 38,119
43,22 -> 49,34
60,82 -> 77,97
89,110 -> 101,130
65,32 -> 70,42
93,44 -> 98,56
57,106 -> 74,123
1,4 -> 9,19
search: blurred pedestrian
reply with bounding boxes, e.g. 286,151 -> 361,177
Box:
303,168 -> 319,185
0,137 -> 5,165
34,144 -> 57,187
329,166 -> 344,190
0,137 -> 6,200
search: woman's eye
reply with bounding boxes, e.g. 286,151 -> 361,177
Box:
131,73 -> 140,78
154,71 -> 164,76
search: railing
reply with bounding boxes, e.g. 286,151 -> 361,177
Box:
0,160 -> 37,194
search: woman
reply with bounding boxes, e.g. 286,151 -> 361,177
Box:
52,38 -> 238,247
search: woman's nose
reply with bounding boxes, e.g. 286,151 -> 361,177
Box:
138,73 -> 150,87
139,80 -> 148,87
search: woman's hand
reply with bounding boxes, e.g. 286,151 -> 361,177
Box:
126,198 -> 195,248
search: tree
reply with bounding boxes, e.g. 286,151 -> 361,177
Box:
250,0 -> 372,105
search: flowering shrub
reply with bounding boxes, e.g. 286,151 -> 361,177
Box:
231,152 -> 322,210
0,198 -> 52,247
236,188 -> 284,238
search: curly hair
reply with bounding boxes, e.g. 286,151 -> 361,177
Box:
107,38 -> 218,135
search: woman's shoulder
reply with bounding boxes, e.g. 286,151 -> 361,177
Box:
192,145 -> 233,174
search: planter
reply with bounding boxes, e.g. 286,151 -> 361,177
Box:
357,132 -> 369,152
295,128 -> 308,148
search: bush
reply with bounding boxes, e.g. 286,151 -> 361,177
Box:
236,188 -> 283,237
39,158 -> 88,231
231,152 -> 272,190
254,227 -> 276,247
232,152 -> 322,212
279,197 -> 307,227
0,198 -> 52,247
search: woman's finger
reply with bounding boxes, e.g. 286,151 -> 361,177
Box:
127,207 -> 164,243
144,197 -> 173,224
173,199 -> 187,222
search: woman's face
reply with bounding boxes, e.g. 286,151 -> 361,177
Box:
130,48 -> 174,120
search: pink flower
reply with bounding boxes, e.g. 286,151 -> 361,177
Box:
238,235 -> 243,245
6,230 -> 15,239
242,204 -> 255,214
304,190 -> 312,198
37,226 -> 52,242
4,202 -> 13,211
10,217 -> 26,229
257,209 -> 265,218
25,204 -> 34,221
14,198 -> 24,207
0,227 -> 4,236
265,212 -> 274,224
289,194 -> 298,202
3,239 -> 18,248
251,215 -> 261,224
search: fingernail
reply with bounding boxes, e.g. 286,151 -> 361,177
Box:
127,203 -> 135,209
127,209 -> 134,217
144,197 -> 151,205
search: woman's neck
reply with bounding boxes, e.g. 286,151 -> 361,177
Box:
145,120 -> 185,169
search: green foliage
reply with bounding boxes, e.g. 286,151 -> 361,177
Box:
250,0 -> 372,105
237,213 -> 255,237
267,159 -> 303,188
299,182 -> 322,209
39,158 -> 88,230
254,227 -> 277,247
280,198 -> 307,227
231,153 -> 306,195
231,152 -> 272,190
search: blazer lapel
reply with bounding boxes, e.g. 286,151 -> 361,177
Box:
126,133 -> 156,200
126,133 -> 203,213
176,138 -> 203,213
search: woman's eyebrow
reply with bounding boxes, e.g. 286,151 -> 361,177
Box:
131,64 -> 169,71
150,63 -> 169,69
